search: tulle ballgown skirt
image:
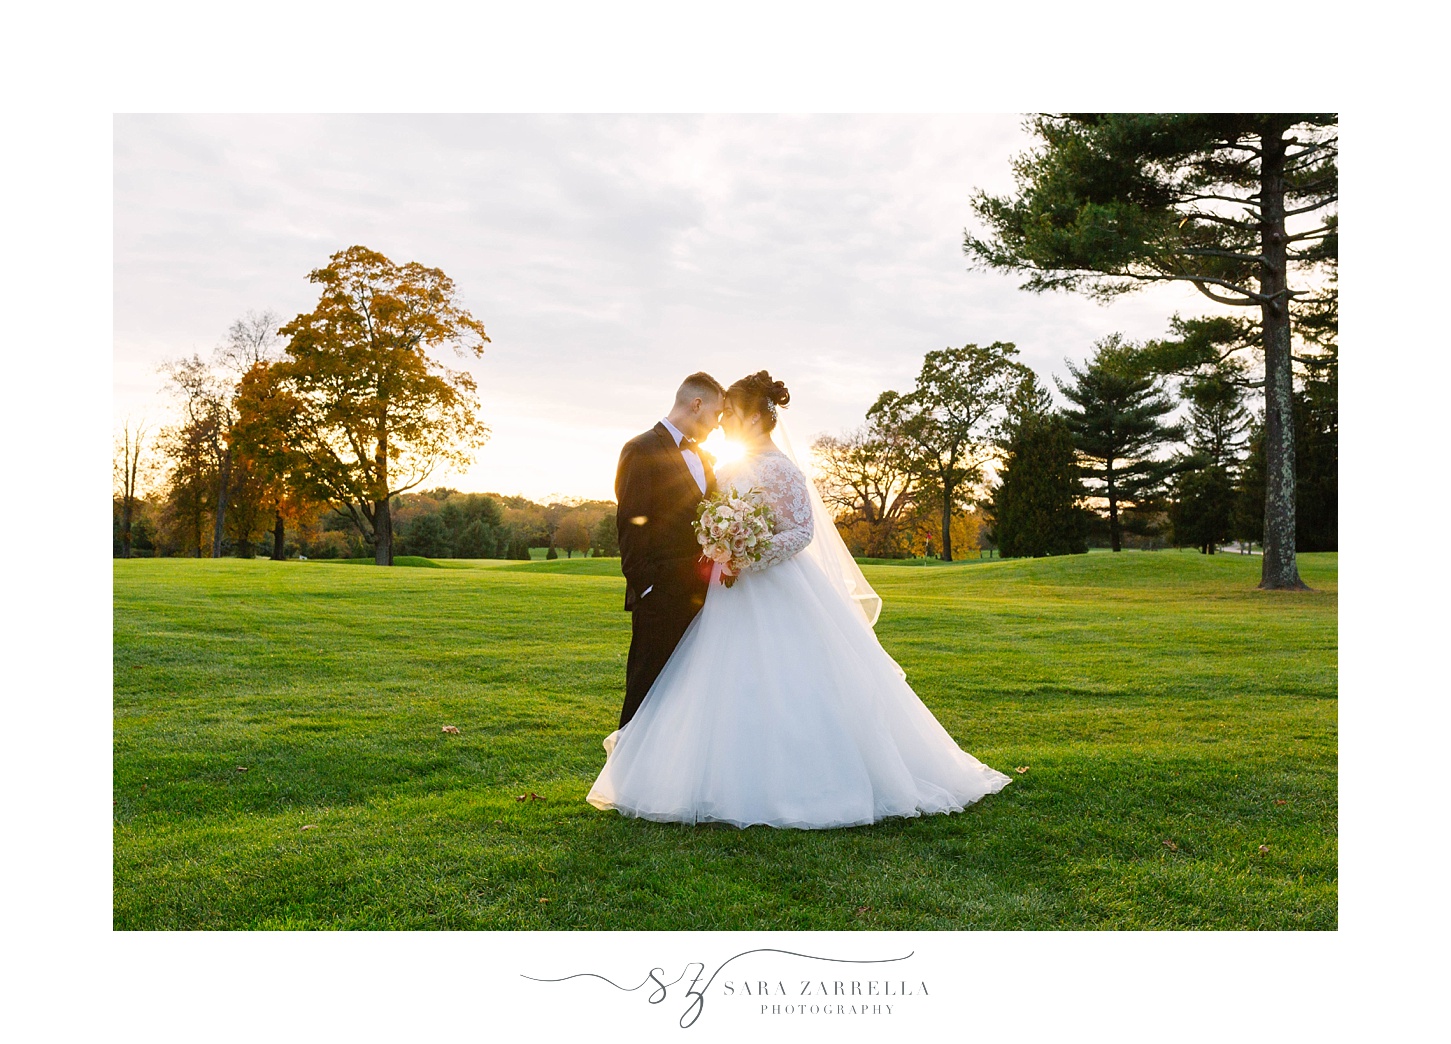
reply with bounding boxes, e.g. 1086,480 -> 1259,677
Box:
587,553 -> 1011,829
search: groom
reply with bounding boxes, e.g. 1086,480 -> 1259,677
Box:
614,372 -> 724,728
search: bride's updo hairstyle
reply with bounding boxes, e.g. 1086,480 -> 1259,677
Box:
726,371 -> 790,433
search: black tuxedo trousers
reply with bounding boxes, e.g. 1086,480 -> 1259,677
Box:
615,423 -> 715,729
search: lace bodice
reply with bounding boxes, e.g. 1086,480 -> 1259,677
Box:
717,449 -> 814,571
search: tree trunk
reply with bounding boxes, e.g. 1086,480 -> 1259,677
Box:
1257,124 -> 1309,590
121,496 -> 134,559
211,444 -> 232,558
373,498 -> 392,565
271,510 -> 285,560
1106,462 -> 1121,552
120,434 -> 139,559
939,476 -> 954,561
373,424 -> 393,565
193,493 -> 205,557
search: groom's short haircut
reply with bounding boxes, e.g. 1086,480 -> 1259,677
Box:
676,372 -> 725,405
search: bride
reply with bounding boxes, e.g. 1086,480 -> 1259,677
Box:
587,371 -> 1011,829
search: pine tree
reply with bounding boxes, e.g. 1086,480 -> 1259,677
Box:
966,114 -> 1335,590
1235,343 -> 1336,552
1056,335 -> 1180,552
591,514 -> 620,557
401,512 -> 450,558
990,375 -> 1088,557
1171,466 -> 1237,555
454,519 -> 495,559
1170,364 -> 1250,553
1294,344 -> 1337,552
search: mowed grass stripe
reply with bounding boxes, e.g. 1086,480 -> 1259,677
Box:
114,551 -> 1336,930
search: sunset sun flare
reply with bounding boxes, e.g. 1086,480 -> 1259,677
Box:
702,429 -> 745,467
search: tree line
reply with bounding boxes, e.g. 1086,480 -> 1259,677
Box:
812,113 -> 1337,588
118,112 -> 1336,591
113,473 -> 618,561
812,329 -> 1336,563
815,113 -> 1340,586
114,245 -> 622,564
963,113 -> 1337,590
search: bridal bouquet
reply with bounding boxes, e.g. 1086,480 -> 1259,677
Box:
694,486 -> 775,588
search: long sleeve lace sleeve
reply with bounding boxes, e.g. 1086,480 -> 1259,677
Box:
743,454 -> 814,572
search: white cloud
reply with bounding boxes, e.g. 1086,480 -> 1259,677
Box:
115,113 -> 1234,501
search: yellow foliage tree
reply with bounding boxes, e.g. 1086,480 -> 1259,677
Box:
277,246 -> 490,565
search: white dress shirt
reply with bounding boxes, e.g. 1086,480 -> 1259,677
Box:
640,417 -> 707,600
660,416 -> 707,495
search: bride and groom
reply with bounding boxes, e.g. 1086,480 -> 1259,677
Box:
587,371 -> 1011,829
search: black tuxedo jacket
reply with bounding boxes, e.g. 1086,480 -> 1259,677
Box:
615,422 -> 717,611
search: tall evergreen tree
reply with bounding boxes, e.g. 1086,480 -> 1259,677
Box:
591,514 -> 620,557
966,114 -> 1336,590
1170,364 -> 1250,554
455,519 -> 495,559
1056,335 -> 1180,552
1293,335 -> 1337,552
1234,422 -> 1267,548
990,374 -> 1088,557
402,512 -> 450,558
1171,466 -> 1237,555
1236,343 -> 1336,552
1183,365 -> 1251,470
439,494 -> 503,558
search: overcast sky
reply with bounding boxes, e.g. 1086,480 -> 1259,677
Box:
115,114 -> 1232,502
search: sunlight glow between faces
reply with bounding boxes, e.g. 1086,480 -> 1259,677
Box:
702,429 -> 745,467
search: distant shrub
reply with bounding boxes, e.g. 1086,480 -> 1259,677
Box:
455,519 -> 497,559
306,532 -> 351,559
591,514 -> 620,557
403,512 -> 451,558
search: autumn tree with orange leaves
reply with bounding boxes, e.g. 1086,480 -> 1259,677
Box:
231,360 -> 326,559
277,246 -> 490,565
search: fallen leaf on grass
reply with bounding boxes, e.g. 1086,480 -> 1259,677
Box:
1258,844 -> 1271,855
301,824 -> 318,831
441,725 -> 460,735
539,898 -> 550,904
494,820 -> 503,825
236,766 -> 248,772
516,792 -> 546,802
1274,800 -> 1288,806
1015,766 -> 1030,774
1162,839 -> 1178,851
855,905 -> 872,915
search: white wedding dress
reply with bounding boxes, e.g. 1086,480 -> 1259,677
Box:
587,440 -> 1011,830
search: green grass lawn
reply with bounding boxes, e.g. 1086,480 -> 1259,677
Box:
113,550 -> 1337,930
